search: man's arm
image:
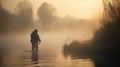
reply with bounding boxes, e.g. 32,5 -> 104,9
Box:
38,38 -> 41,44
38,34 -> 41,44
30,34 -> 32,43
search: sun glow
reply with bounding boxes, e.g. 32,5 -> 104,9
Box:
1,0 -> 103,20
30,0 -> 103,19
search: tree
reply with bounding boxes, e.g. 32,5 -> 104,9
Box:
37,2 -> 56,30
92,0 -> 120,66
103,0 -> 120,22
15,0 -> 33,30
0,4 -> 10,33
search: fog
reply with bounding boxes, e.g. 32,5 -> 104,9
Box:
1,1 -> 120,67
0,1 -> 34,33
0,1 -> 101,41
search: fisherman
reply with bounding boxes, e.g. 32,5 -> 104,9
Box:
31,29 -> 41,51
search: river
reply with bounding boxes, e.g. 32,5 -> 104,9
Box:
0,33 -> 95,67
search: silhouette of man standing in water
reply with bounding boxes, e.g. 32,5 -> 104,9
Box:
31,29 -> 41,51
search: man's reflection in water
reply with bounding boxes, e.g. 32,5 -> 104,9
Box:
31,50 -> 39,64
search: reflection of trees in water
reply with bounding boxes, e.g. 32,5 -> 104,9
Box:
0,50 -> 3,67
0,41 -> 8,67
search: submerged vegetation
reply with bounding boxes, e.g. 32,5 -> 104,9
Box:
63,40 -> 92,59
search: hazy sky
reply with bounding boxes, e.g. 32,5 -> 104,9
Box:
1,0 -> 103,20
0,0 -> 104,41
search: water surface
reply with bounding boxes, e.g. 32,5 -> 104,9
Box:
0,33 -> 95,67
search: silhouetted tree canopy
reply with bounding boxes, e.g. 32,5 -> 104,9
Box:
37,2 -> 56,30
0,1 -> 34,34
92,0 -> 120,60
103,0 -> 120,22
0,4 -> 10,33
15,0 -> 33,30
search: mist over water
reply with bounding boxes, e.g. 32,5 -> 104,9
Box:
0,0 -> 104,67
0,0 -> 120,67
0,32 -> 95,67
0,0 -> 100,34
